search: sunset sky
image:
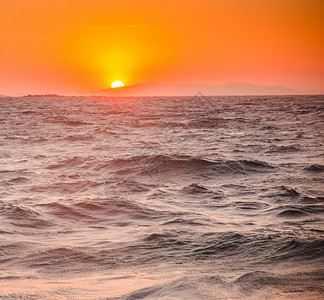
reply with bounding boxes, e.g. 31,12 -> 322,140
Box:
0,0 -> 323,95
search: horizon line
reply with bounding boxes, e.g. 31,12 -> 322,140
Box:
1,81 -> 323,97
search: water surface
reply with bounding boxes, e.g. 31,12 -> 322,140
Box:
0,95 -> 323,299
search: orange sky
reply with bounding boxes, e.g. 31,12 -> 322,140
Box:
0,0 -> 323,95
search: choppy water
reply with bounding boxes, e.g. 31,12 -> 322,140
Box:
0,95 -> 323,299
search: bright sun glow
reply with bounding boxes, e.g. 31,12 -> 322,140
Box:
111,81 -> 124,88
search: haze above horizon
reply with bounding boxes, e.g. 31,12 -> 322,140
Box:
0,0 -> 323,95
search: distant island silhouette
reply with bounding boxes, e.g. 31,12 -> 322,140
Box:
1,83 -> 321,98
96,82 -> 320,96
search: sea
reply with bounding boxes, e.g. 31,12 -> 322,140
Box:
0,94 -> 323,299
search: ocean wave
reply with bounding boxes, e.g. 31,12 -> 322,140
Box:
233,271 -> 282,294
104,178 -> 155,194
63,134 -> 94,141
160,217 -> 209,227
106,277 -> 224,300
36,198 -> 166,225
5,176 -> 29,184
272,238 -> 324,262
233,270 -> 324,297
303,164 -> 324,172
29,180 -> 103,194
46,115 -> 93,126
261,186 -> 301,202
0,203 -> 53,228
188,117 -> 228,128
182,183 -> 212,194
20,247 -> 98,273
267,204 -> 324,218
233,201 -> 269,210
107,269 -> 323,300
300,196 -> 324,204
45,156 -> 96,169
104,154 -> 275,178
266,145 -> 300,153
192,232 -> 250,257
37,202 -> 94,222
277,208 -> 308,218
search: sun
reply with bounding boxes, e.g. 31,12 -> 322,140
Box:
111,81 -> 124,88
